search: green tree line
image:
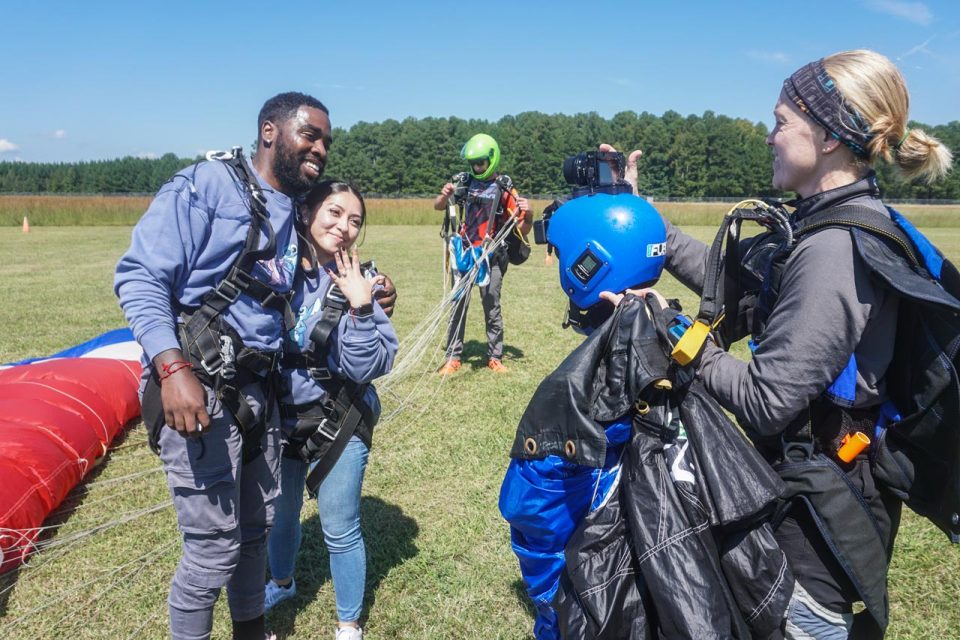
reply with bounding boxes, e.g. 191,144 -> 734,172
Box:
2,112 -> 957,199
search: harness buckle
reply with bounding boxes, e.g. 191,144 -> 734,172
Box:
324,285 -> 349,311
309,367 -> 332,381
219,335 -> 237,380
316,418 -> 340,442
199,352 -> 224,376
213,279 -> 241,304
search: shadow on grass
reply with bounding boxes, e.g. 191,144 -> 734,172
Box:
461,340 -> 526,369
268,495 -> 419,637
511,578 -> 537,619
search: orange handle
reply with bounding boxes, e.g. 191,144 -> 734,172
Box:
837,431 -> 871,463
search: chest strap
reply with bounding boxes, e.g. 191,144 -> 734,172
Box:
282,381 -> 371,496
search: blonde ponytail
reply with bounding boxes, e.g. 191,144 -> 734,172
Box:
824,49 -> 953,184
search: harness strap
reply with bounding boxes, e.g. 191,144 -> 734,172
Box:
281,381 -> 370,496
794,204 -> 920,268
679,203 -> 781,360
150,149 -> 290,462
279,282 -> 349,378
179,149 -> 295,378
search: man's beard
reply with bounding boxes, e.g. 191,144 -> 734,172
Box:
273,135 -> 323,196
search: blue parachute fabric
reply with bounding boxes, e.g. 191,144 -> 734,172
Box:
499,416 -> 631,640
888,206 -> 944,280
449,235 -> 489,286
3,328 -> 136,367
825,353 -> 858,407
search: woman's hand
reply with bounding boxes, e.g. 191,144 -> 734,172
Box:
329,246 -> 373,309
599,287 -> 668,310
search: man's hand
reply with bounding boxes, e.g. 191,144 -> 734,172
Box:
434,183 -> 456,210
373,274 -> 398,317
598,143 -> 642,196
515,197 -> 533,235
154,349 -> 210,436
599,287 -> 668,310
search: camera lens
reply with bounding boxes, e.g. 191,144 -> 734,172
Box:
562,153 -> 586,186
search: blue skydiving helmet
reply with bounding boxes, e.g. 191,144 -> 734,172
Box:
546,193 -> 667,334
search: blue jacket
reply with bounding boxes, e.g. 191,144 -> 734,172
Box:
115,160 -> 299,362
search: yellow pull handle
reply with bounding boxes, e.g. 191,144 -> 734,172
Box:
671,320 -> 712,366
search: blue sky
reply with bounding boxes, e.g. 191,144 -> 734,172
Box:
2,1 -> 958,163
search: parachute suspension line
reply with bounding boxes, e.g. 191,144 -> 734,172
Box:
125,600 -> 168,640
1,500 -> 173,573
44,474 -> 166,520
107,432 -> 152,452
375,215 -> 519,424
44,540 -> 176,633
1,539 -> 177,631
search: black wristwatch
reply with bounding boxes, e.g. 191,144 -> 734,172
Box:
351,303 -> 374,317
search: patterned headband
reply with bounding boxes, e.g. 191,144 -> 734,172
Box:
782,60 -> 872,158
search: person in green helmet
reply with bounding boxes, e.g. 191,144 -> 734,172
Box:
433,133 -> 531,375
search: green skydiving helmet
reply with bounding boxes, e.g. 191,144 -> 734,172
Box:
461,133 -> 500,180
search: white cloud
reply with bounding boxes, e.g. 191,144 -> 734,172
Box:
0,139 -> 19,153
900,36 -> 935,59
746,50 -> 791,64
864,0 -> 933,26
52,129 -> 66,139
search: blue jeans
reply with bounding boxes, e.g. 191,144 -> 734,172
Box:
268,437 -> 369,623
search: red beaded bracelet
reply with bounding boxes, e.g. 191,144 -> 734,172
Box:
158,360 -> 193,382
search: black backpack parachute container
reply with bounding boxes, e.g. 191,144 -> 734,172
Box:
700,201 -> 960,544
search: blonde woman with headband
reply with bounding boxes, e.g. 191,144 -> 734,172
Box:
604,49 -> 953,638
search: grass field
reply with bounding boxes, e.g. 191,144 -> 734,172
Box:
1,220 -> 959,639
4,194 -> 960,228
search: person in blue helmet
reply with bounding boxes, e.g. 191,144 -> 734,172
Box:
603,49 -> 955,638
499,188 -> 667,639
501,160 -> 795,639
433,133 -> 532,375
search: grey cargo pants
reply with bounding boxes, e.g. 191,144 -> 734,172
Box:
445,247 -> 509,361
157,381 -> 280,640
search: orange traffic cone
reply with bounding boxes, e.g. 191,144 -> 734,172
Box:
22,216 -> 30,233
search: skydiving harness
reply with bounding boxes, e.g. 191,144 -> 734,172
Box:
685,196 -> 960,633
451,173 -> 528,265
279,275 -> 377,496
143,147 -> 295,464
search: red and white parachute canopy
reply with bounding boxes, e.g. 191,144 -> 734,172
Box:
0,329 -> 143,574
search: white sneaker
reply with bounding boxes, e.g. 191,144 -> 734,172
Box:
264,578 -> 296,612
335,626 -> 363,640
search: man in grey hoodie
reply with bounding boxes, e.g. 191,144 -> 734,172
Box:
116,92 -> 391,640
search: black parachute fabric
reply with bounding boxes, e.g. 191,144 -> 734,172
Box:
514,295 -> 793,638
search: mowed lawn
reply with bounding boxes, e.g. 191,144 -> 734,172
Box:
1,219 -> 959,639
